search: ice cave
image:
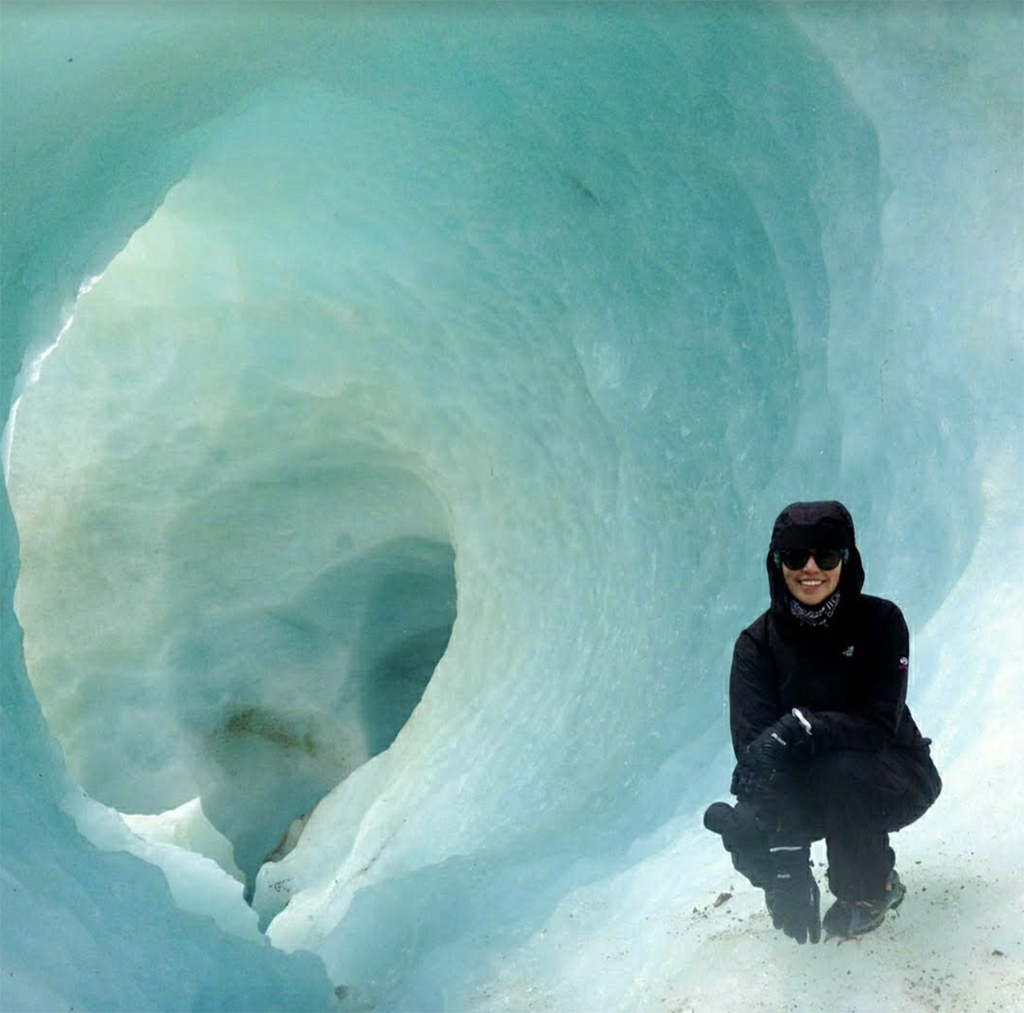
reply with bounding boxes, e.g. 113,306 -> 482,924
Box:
1,3 -> 1021,1011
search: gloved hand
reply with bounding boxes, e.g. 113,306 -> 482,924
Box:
733,708 -> 802,803
731,709 -> 820,802
750,710 -> 818,763
730,757 -> 777,800
764,843 -> 821,945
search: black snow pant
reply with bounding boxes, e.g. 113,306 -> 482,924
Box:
717,746 -> 941,902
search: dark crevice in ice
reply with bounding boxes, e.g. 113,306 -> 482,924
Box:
196,535 -> 458,903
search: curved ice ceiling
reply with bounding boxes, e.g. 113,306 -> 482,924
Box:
1,4 -> 1021,1012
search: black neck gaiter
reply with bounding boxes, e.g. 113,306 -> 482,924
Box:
788,590 -> 842,627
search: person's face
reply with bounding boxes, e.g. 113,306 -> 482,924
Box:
781,551 -> 843,606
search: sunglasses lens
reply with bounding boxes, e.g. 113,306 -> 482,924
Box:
775,548 -> 848,570
814,549 -> 844,570
778,549 -> 810,569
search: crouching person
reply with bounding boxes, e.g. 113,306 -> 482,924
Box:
704,501 -> 941,943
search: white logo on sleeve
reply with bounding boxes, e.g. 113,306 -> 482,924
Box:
842,645 -> 855,657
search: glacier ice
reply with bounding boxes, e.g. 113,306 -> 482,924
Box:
1,3 -> 1022,1012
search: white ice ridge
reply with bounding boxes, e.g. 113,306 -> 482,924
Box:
1,4 -> 1022,1012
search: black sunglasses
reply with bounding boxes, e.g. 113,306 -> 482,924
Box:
773,548 -> 849,571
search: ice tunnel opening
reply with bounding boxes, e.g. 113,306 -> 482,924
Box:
4,199 -> 459,909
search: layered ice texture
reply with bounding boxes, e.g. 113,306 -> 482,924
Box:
1,4 -> 1022,1011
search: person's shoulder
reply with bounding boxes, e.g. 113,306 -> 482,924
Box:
737,609 -> 770,644
855,594 -> 906,625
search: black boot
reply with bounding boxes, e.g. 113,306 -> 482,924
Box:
822,870 -> 906,939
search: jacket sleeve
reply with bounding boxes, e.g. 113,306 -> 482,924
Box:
811,603 -> 910,751
729,627 -> 781,759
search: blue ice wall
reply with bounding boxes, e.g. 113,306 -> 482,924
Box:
1,4 -> 1021,1012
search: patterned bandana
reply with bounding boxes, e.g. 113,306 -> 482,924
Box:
789,590 -> 842,627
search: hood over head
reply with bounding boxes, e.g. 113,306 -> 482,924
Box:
766,500 -> 865,615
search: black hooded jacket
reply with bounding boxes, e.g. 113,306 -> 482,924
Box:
729,501 -> 929,759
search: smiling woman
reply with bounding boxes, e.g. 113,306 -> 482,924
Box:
779,550 -> 846,606
708,500 -> 942,944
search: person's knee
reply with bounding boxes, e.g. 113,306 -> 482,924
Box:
704,801 -> 775,889
704,801 -> 764,849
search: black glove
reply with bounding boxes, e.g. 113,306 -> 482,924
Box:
750,710 -> 818,763
730,758 -> 777,800
731,709 -> 820,802
764,842 -> 821,944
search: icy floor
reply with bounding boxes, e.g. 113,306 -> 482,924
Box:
468,801 -> 1022,1013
